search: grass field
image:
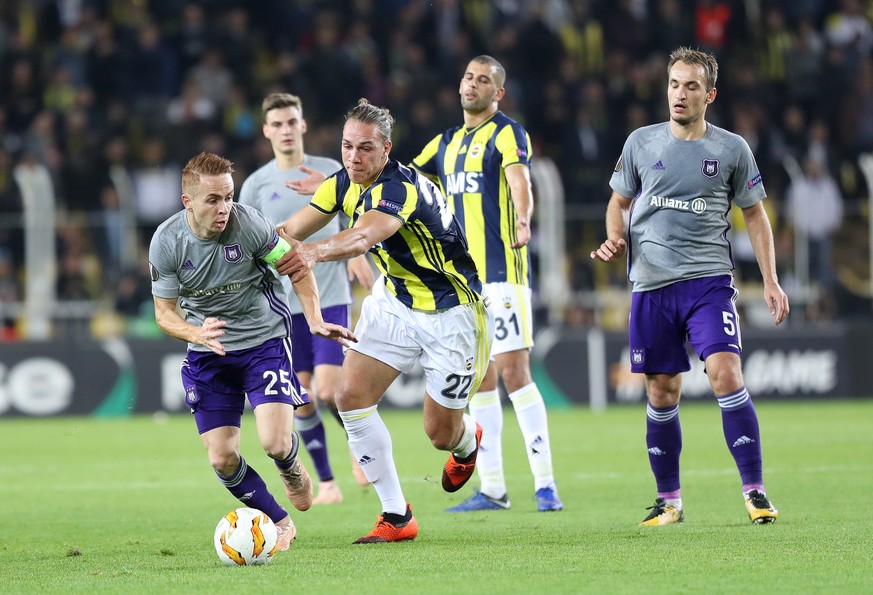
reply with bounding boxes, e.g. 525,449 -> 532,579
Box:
2,399 -> 871,594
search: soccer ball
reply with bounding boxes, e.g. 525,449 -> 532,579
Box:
213,507 -> 278,566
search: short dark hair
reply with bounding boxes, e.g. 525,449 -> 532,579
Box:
470,55 -> 506,88
345,98 -> 395,144
667,47 -> 718,91
261,93 -> 303,119
182,152 -> 233,195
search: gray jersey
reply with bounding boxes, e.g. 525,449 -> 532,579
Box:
610,122 -> 766,291
238,155 -> 350,314
149,203 -> 292,352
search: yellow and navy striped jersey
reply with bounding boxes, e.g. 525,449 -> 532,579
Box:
412,111 -> 531,286
309,159 -> 483,311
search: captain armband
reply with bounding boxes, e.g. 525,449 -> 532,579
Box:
261,235 -> 293,268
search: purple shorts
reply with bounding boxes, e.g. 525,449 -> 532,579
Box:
629,275 -> 742,374
290,304 -> 349,373
181,336 -> 310,434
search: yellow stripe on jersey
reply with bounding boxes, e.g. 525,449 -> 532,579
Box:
412,111 -> 532,286
311,161 -> 482,311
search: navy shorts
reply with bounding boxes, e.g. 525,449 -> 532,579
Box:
289,304 -> 349,373
628,275 -> 742,374
181,336 -> 310,434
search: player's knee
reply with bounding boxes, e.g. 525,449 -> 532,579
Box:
707,366 -> 744,394
315,381 -> 338,405
500,365 -> 532,392
209,451 -> 240,477
646,385 -> 680,407
423,420 -> 455,450
262,435 -> 294,461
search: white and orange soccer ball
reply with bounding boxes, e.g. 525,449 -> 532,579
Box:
213,507 -> 278,566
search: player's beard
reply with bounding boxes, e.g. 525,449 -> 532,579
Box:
461,95 -> 491,114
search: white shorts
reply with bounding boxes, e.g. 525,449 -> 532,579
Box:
350,278 -> 494,409
483,282 -> 534,357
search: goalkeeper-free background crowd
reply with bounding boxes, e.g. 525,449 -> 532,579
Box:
1,0 -> 872,338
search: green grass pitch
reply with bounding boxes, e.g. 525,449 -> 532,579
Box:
1,400 -> 871,594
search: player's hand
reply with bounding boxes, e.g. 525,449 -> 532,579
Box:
285,166 -> 327,195
310,322 -> 358,347
347,254 -> 374,289
590,238 -> 627,262
197,317 -> 227,356
275,237 -> 316,282
511,219 -> 531,249
763,282 -> 790,326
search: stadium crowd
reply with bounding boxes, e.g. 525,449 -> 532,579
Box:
1,0 -> 872,340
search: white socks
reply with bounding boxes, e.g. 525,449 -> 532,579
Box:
469,389 -> 506,498
340,406 -> 406,516
509,383 -> 555,491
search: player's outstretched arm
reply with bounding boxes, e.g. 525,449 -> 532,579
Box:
278,211 -> 401,283
291,271 -> 358,347
285,165 -> 328,195
590,192 -> 632,262
742,202 -> 790,325
279,203 -> 334,241
153,296 -> 227,355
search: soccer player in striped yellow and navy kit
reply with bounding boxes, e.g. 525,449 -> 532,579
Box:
412,56 -> 563,512
275,99 -> 494,543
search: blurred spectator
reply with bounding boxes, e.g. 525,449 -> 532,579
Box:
0,0 -> 869,328
171,2 -> 212,73
187,48 -> 233,109
131,137 -> 181,249
785,155 -> 844,289
129,22 -> 179,124
0,247 -> 20,340
785,17 -> 826,113
5,58 -> 42,135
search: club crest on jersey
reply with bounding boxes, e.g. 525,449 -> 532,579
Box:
503,296 -> 513,309
465,357 -> 474,371
224,244 -> 243,263
702,159 -> 719,178
632,349 -> 644,365
469,143 -> 484,159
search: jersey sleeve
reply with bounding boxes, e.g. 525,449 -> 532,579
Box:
148,229 -> 180,299
411,133 -> 443,176
609,132 -> 641,199
730,137 -> 766,208
495,123 -> 532,169
368,179 -> 416,224
310,176 -> 343,215
244,206 -> 283,259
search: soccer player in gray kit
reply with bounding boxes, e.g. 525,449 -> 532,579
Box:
591,47 -> 789,526
149,152 -> 356,551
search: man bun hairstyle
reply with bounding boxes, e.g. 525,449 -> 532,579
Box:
345,98 -> 395,144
